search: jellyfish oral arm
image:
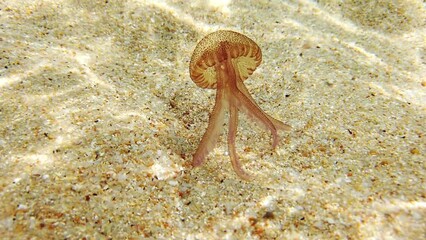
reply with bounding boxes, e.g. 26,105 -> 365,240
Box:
228,98 -> 252,180
192,87 -> 227,167
229,59 -> 288,149
192,58 -> 232,167
236,80 -> 292,132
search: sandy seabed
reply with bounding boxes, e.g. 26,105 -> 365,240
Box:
0,0 -> 425,239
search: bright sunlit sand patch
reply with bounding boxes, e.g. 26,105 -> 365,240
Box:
261,195 -> 277,209
0,74 -> 21,88
112,111 -> 149,122
340,41 -> 385,65
21,86 -> 86,104
145,0 -> 227,34
10,130 -> 76,170
369,82 -> 426,107
0,60 -> 49,88
358,199 -> 426,238
205,0 -> 231,14
150,150 -> 181,180
73,51 -> 116,91
21,153 -> 54,168
379,200 -> 426,211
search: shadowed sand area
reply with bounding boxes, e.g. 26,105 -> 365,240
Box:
0,0 -> 425,238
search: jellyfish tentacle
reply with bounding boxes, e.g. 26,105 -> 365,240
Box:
228,98 -> 252,180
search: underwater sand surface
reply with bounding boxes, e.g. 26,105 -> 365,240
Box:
0,0 -> 425,239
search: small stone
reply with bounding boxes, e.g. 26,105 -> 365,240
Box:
410,148 -> 420,155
